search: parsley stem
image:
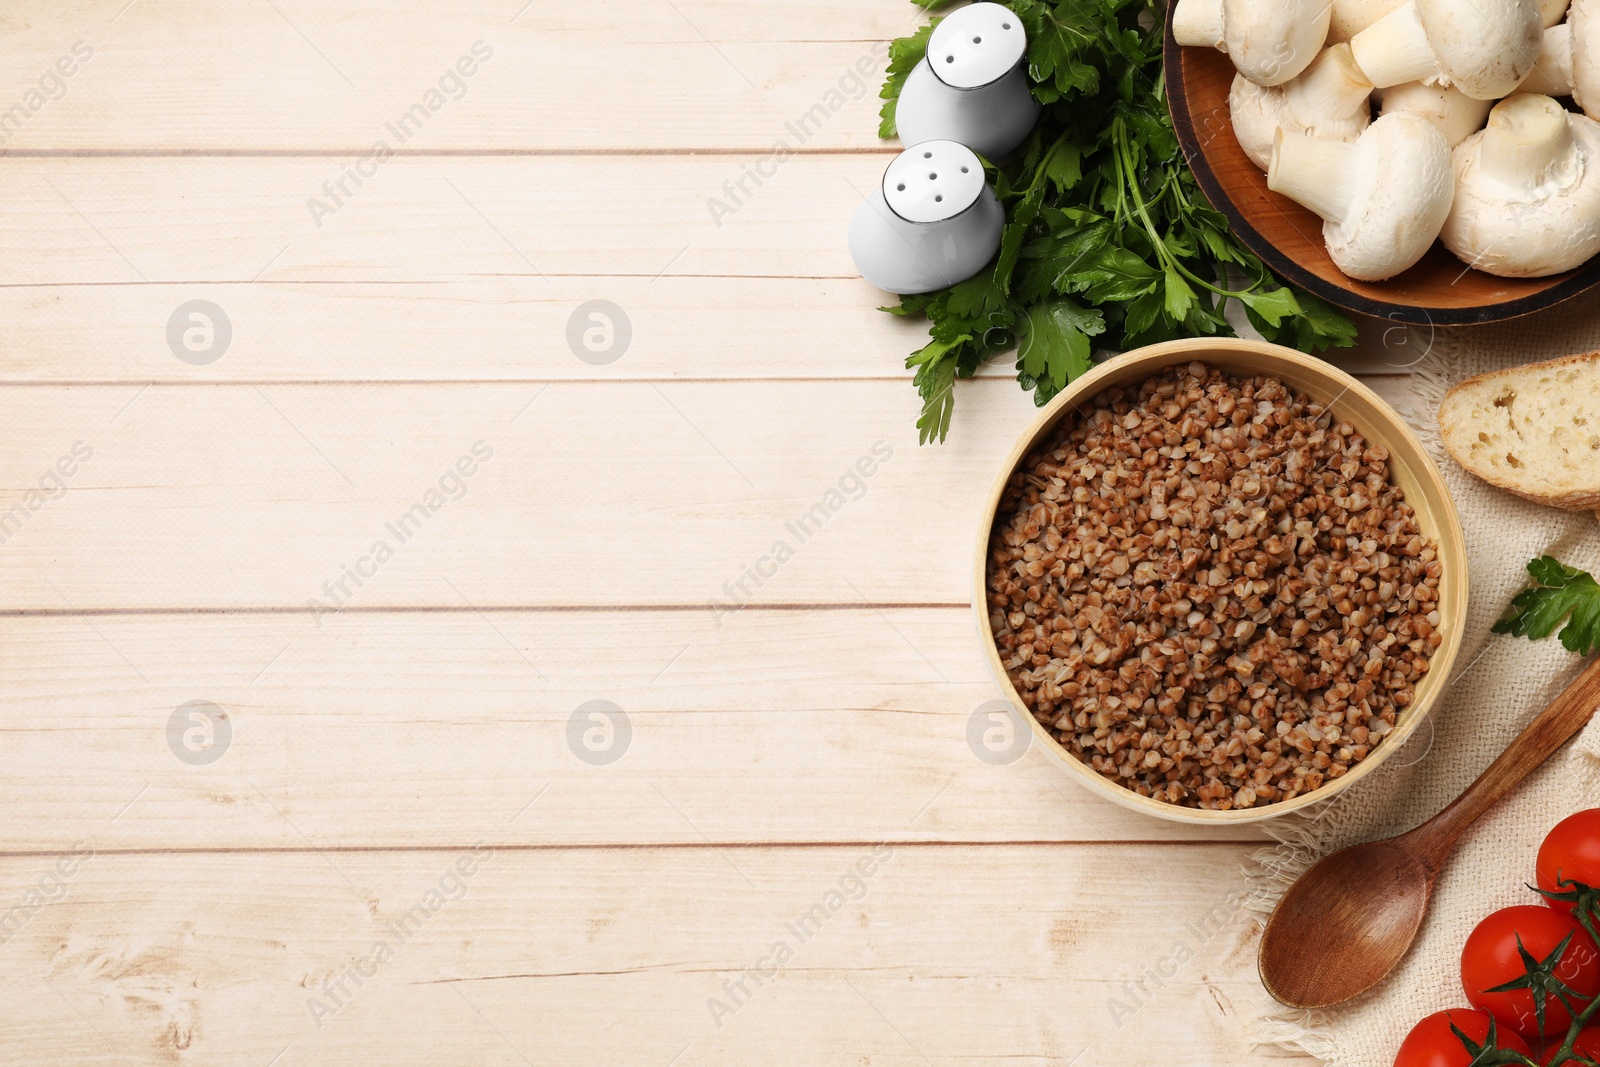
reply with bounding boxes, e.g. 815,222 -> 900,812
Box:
1111,116 -> 1171,269
1113,118 -> 1278,307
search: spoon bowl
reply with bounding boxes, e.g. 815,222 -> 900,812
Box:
1258,838 -> 1434,1008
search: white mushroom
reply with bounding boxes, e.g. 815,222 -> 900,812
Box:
1230,45 -> 1374,169
1172,0 -> 1335,85
1541,0 -> 1573,26
1349,0 -> 1543,99
1267,111 -> 1455,279
1329,0 -> 1406,43
1441,93 -> 1600,276
1518,23 -> 1575,94
1517,0 -> 1600,114
1378,81 -> 1493,144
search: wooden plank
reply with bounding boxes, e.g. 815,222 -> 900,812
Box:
0,278 -> 1429,383
0,0 -> 912,153
0,156 -> 885,284
0,278 -> 966,383
0,844 -> 1301,1065
0,608 -> 1269,850
0,375 -> 1422,611
0,377 -> 1023,610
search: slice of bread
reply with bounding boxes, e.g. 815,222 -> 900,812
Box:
1438,351 -> 1600,510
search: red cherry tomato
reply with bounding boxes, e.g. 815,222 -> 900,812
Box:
1539,810 -> 1600,920
1394,1009 -> 1532,1067
1462,905 -> 1600,1039
1543,1027 -> 1600,1066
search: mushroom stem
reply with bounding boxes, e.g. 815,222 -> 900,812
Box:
1350,2 -> 1439,88
1285,44 -> 1376,124
1476,94 -> 1577,194
1520,25 -> 1574,96
1268,130 -> 1363,224
1172,0 -> 1226,49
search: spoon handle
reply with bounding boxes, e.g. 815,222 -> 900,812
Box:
1404,655 -> 1600,872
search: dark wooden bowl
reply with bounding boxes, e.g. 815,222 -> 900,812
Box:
1163,13 -> 1600,325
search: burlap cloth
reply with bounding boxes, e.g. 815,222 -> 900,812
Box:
1247,290 -> 1600,1065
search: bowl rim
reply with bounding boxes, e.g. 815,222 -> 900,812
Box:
1161,16 -> 1600,327
971,338 -> 1469,824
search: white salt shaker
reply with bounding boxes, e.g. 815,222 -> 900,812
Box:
848,140 -> 1004,295
894,3 -> 1040,159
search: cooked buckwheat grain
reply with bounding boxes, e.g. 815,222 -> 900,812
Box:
986,362 -> 1443,810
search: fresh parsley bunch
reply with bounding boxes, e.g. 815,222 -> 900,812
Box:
878,0 -> 1358,443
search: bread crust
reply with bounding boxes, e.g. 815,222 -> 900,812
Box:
1438,350 -> 1600,511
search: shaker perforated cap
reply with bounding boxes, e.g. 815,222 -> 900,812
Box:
882,140 -> 985,223
927,3 -> 1027,89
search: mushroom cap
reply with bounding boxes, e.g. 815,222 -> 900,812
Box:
1224,0 -> 1334,85
1232,51 -> 1373,171
1574,0 -> 1600,115
1329,0 -> 1406,42
1325,111 -> 1454,279
1379,81 -> 1492,145
1540,0 -> 1571,27
1416,0 -> 1542,99
1229,76 -> 1292,169
1299,106 -> 1373,144
1442,104 -> 1600,276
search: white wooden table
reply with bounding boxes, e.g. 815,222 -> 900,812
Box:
0,2 -> 1423,1062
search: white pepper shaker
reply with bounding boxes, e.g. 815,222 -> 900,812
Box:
848,140 -> 1004,295
894,3 -> 1040,159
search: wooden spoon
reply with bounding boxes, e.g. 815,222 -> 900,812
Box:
1258,654 -> 1600,1009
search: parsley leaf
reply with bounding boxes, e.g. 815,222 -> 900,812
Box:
877,0 -> 1357,441
1017,297 -> 1102,401
878,23 -> 937,139
1493,556 -> 1600,656
1019,3 -> 1106,102
906,332 -> 968,445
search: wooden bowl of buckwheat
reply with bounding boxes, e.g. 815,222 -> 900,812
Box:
976,338 -> 1467,824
